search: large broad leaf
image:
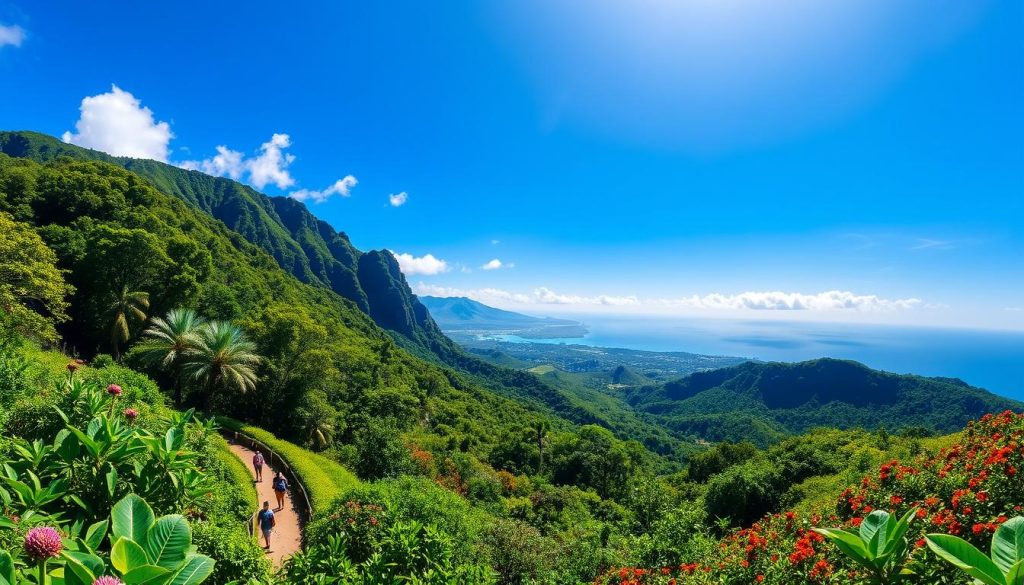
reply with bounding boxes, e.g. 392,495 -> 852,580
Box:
106,464 -> 118,498
61,551 -> 103,585
169,554 -> 215,585
112,537 -> 151,573
880,508 -> 919,561
859,510 -> 890,558
145,515 -> 192,569
993,517 -> 1024,575
112,494 -> 155,545
812,528 -> 875,570
0,551 -> 14,585
926,534 -> 1005,585
84,519 -> 109,552
1007,560 -> 1024,585
122,564 -> 173,585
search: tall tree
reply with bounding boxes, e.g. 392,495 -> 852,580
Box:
135,308 -> 205,405
530,420 -> 551,473
107,285 -> 149,360
0,213 -> 73,343
183,321 -> 261,407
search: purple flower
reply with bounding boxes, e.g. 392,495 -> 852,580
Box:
123,408 -> 139,421
107,384 -> 122,396
67,362 -> 79,372
23,527 -> 62,561
93,577 -> 124,585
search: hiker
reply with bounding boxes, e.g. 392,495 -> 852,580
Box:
272,471 -> 289,511
252,450 -> 264,482
257,500 -> 275,550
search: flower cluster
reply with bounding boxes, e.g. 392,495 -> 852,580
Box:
594,410 -> 1024,585
23,526 -> 63,562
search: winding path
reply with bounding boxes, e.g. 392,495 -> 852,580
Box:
228,440 -> 303,566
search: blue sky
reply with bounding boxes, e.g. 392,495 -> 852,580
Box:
0,0 -> 1021,329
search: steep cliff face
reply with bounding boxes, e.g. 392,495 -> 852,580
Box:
0,131 -> 439,345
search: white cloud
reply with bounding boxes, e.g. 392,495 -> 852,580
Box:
0,24 -> 25,48
911,238 -> 956,251
481,259 -> 504,270
412,285 -> 920,313
182,134 -> 355,198
491,239 -> 500,245
247,133 -> 296,189
62,85 -> 173,161
389,192 -> 408,207
180,145 -> 244,179
658,290 -> 921,311
533,287 -> 639,306
391,252 -> 450,276
290,175 -> 358,204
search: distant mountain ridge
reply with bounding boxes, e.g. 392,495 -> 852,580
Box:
625,358 -> 1023,445
420,296 -> 581,330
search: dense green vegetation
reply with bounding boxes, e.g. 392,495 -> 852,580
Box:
625,358 -> 1021,446
2,129 -> 1022,584
0,331 -> 270,584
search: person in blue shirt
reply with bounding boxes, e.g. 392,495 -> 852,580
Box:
257,500 -> 275,549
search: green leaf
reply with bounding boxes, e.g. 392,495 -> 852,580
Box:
881,507 -> 918,560
860,510 -> 891,553
122,564 -> 173,585
0,551 -> 14,585
169,554 -> 215,585
112,537 -> 151,573
61,551 -> 102,585
106,464 -> 118,498
84,519 -> 109,552
993,517 -> 1024,575
813,528 -> 876,569
112,494 -> 155,545
1007,560 -> 1024,585
145,515 -> 192,569
926,534 -> 1005,585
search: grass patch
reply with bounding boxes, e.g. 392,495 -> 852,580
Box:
217,416 -> 360,515
527,364 -> 555,374
212,433 -> 258,506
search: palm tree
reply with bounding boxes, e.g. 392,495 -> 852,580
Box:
530,420 -> 551,473
183,321 -> 261,407
107,286 -> 150,360
135,308 -> 205,405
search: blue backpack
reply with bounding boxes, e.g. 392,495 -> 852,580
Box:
273,477 -> 287,491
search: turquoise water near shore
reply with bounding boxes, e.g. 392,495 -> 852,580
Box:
492,316 -> 1024,401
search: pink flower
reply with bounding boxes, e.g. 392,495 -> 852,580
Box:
24,527 -> 62,561
107,384 -> 122,396
123,408 -> 139,421
93,577 -> 124,585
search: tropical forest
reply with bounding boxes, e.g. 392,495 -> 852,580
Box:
0,2 -> 1022,584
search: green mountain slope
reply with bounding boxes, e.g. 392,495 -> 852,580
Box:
625,358 -> 1022,444
0,130 -> 604,427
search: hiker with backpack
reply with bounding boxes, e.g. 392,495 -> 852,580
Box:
252,450 -> 264,482
272,471 -> 289,511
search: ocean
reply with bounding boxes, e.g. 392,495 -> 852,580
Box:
494,316 -> 1024,401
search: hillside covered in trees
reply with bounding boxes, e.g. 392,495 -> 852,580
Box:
2,130 -> 1023,584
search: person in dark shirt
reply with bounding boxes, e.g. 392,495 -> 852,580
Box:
257,500 -> 275,549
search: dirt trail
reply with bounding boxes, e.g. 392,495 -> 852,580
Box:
228,440 -> 303,567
